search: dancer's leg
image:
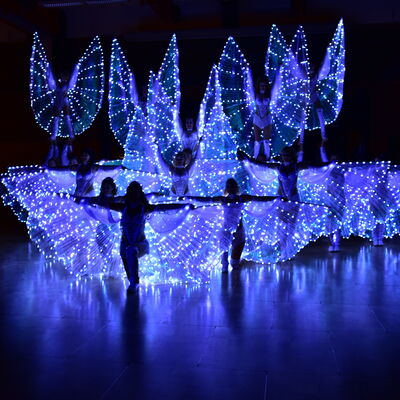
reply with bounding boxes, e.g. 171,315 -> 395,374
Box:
51,117 -> 60,139
65,115 -> 74,139
127,247 -> 139,285
262,139 -> 271,160
254,140 -> 261,159
120,241 -> 130,280
316,107 -> 326,141
329,230 -> 341,252
221,251 -> 229,273
373,223 -> 385,246
253,125 -> 263,159
231,241 -> 244,270
45,141 -> 58,166
231,224 -> 245,270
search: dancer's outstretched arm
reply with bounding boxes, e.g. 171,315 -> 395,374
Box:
186,138 -> 202,175
47,164 -> 78,171
239,194 -> 279,202
81,196 -> 192,213
44,139 -> 59,166
319,139 -> 329,163
184,195 -> 225,203
297,155 -> 331,170
148,203 -> 193,212
191,135 -> 202,156
185,194 -> 279,204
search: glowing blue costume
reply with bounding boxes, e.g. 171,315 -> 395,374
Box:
30,33 -> 104,139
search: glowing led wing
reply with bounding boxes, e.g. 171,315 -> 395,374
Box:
298,164 -> 345,224
242,162 -> 279,196
30,33 -> 57,135
198,65 -> 237,160
198,64 -> 218,135
157,34 -> 180,109
148,75 -> 181,163
108,39 -> 138,146
146,35 -> 182,163
265,24 -> 287,85
270,26 -> 310,155
341,162 -> 391,238
242,199 -> 333,263
11,185 -> 225,283
25,194 -> 122,276
123,106 -> 158,174
145,205 -> 225,283
188,160 -> 241,196
218,37 -> 255,155
307,19 -> 345,130
62,36 -> 104,137
386,165 -> 400,238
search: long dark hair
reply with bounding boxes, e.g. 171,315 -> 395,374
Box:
77,148 -> 95,174
280,146 -> 296,161
125,181 -> 149,205
81,148 -> 94,162
279,146 -> 298,175
224,178 -> 240,196
100,177 -> 117,196
255,76 -> 271,97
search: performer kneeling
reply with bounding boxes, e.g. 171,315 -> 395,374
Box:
87,181 -> 190,292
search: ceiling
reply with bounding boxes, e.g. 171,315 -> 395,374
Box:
0,0 -> 399,42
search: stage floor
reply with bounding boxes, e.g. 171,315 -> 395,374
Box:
1,234 -> 400,399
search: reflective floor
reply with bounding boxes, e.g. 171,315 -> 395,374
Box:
1,234 -> 400,399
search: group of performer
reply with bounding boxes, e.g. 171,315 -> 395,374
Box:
2,21 -> 399,292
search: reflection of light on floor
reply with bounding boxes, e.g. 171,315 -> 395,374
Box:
4,237 -> 400,325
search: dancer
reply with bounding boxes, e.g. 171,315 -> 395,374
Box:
72,177 -> 118,209
300,19 -> 345,145
239,147 -> 303,201
157,148 -> 197,196
44,137 -> 59,167
186,178 -> 277,272
239,146 -> 340,251
300,64 -> 327,145
180,117 -> 199,155
71,177 -> 122,274
253,77 -> 272,161
318,139 -> 344,251
370,159 -> 389,247
48,71 -> 77,140
30,33 -> 104,139
60,138 -> 77,166
87,181 -> 191,292
48,148 -> 123,196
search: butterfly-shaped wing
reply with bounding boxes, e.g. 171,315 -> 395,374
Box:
306,19 -> 345,130
30,33 -> 57,135
63,36 -> 104,137
218,37 -> 255,155
270,27 -> 310,155
109,39 -> 138,146
265,24 -> 287,85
